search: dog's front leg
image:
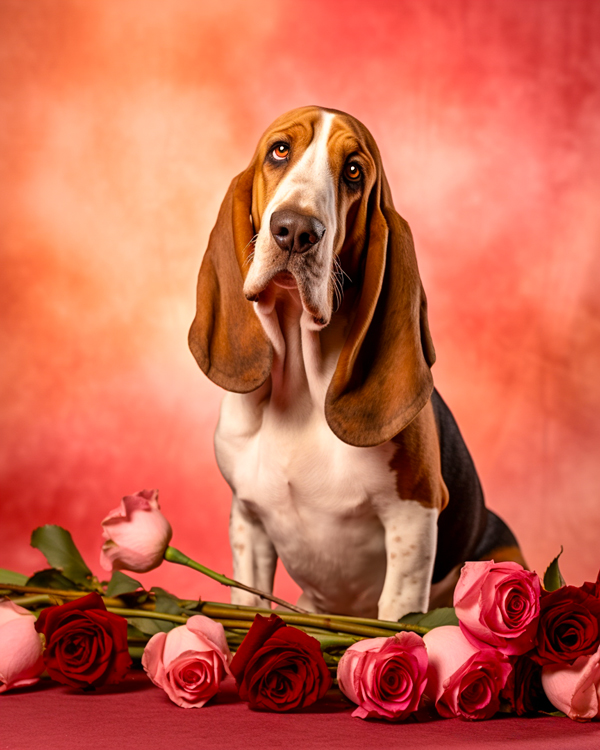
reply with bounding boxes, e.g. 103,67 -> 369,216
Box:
229,494 -> 278,608
375,499 -> 438,621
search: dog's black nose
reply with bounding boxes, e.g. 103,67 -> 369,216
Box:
270,210 -> 325,254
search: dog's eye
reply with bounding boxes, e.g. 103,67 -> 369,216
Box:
272,144 -> 290,161
344,162 -> 362,182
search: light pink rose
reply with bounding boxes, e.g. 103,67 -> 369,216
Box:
423,625 -> 511,720
454,560 -> 540,656
542,645 -> 600,721
0,600 -> 44,693
100,489 -> 172,573
142,615 -> 231,708
337,631 -> 428,721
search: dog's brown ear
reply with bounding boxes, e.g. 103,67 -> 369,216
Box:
325,172 -> 435,447
188,166 -> 272,392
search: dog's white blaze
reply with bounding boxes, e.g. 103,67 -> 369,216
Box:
245,111 -> 337,316
263,110 -> 337,246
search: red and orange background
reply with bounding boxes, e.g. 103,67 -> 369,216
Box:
2,0 -> 600,604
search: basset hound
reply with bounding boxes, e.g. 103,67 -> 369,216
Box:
189,106 -> 526,621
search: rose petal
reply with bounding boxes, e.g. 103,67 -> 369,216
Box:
0,616 -> 44,692
542,646 -> 600,720
230,614 -> 286,684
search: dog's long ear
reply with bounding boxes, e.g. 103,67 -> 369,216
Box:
325,171 -> 435,447
188,166 -> 272,392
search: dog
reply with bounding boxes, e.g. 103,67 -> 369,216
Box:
189,106 -> 526,621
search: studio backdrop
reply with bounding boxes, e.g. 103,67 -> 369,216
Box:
1,0 -> 599,602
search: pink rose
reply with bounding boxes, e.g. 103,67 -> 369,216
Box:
337,631 -> 428,721
142,615 -> 231,708
100,489 -> 172,573
423,625 -> 511,720
542,645 -> 600,721
0,600 -> 44,693
454,560 -> 540,655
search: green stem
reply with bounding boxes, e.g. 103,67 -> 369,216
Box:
164,546 -> 308,614
106,607 -> 188,624
8,595 -> 53,609
197,603 -> 427,637
128,646 -> 146,660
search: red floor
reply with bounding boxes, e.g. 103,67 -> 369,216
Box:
2,671 -> 599,750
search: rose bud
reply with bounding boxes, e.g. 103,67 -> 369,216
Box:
501,655 -> 554,715
533,586 -> 600,666
142,615 -> 231,708
230,613 -> 332,711
423,625 -> 511,721
0,600 -> 44,693
35,592 -> 131,688
454,560 -> 541,656
337,631 -> 428,721
542,645 -> 600,721
100,489 -> 172,573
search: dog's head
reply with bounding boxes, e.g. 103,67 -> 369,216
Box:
189,106 -> 435,447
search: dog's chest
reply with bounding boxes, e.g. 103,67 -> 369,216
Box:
216,392 -> 395,519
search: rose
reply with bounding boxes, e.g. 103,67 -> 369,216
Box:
454,560 -> 540,655
542,645 -> 600,721
337,631 -> 428,721
0,600 -> 44,693
230,613 -> 331,711
580,569 -> 600,599
501,655 -> 553,715
533,586 -> 600,666
142,615 -> 231,708
423,625 -> 511,720
35,592 -> 131,688
100,488 -> 172,574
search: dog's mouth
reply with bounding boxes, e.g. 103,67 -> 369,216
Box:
244,263 -> 329,328
271,271 -> 298,289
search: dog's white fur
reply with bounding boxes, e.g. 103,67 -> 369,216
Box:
214,110 -> 438,620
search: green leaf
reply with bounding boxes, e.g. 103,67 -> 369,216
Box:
127,623 -> 149,641
0,568 -> 28,585
126,616 -> 176,635
152,587 -> 184,616
543,547 -> 566,592
399,607 -> 459,629
540,710 -> 567,718
30,525 -> 93,587
106,571 -> 143,597
27,568 -> 79,590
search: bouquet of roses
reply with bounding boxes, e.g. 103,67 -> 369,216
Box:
1,488 -> 599,723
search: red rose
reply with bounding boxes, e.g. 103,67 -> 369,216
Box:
501,655 -> 554,715
580,569 -> 600,599
35,592 -> 131,688
230,613 -> 331,711
533,586 -> 600,666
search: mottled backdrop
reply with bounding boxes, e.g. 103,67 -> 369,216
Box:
2,0 -> 599,603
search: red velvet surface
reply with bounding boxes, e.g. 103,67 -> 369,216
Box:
2,672 -> 600,750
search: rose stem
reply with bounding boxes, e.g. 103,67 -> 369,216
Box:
197,603 -> 428,636
164,546 -> 309,614
105,607 -> 188,624
198,600 -> 429,635
4,584 -> 428,636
